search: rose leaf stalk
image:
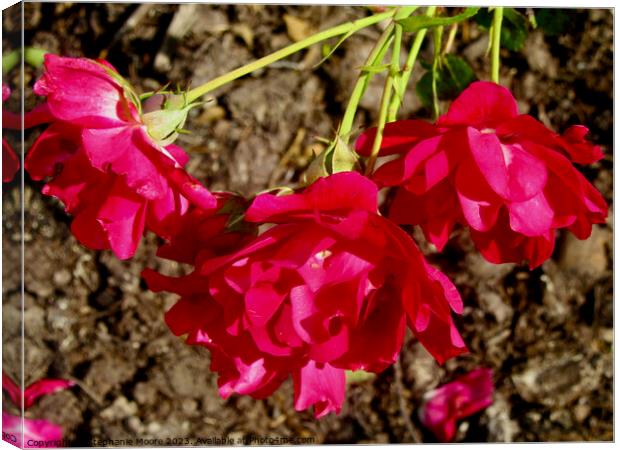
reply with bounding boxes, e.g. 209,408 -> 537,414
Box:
490,7 -> 504,84
337,6 -> 418,145
185,9 -> 397,103
364,23 -> 403,176
431,25 -> 444,120
337,23 -> 394,145
388,5 -> 437,122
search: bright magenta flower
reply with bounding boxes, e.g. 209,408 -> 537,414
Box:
144,172 -> 466,418
356,81 -> 608,268
25,55 -> 216,259
419,368 -> 494,442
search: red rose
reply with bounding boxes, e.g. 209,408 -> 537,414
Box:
356,81 -> 608,268
144,172 -> 466,417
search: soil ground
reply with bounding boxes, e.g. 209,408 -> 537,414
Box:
2,4 -> 613,444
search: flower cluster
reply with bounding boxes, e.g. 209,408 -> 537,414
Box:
18,52 -> 608,423
356,81 -> 608,268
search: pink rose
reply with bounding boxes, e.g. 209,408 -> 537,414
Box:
419,368 -> 494,442
356,81 -> 608,268
25,55 -> 216,259
144,172 -> 466,417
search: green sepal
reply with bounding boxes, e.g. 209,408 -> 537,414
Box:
330,136 -> 359,173
142,104 -> 192,145
302,136 -> 359,185
302,148 -> 330,185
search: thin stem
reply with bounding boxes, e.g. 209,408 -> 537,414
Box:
431,26 -> 443,120
364,73 -> 393,176
338,23 -> 395,144
334,5 -> 417,143
490,7 -> 503,83
388,6 -> 436,120
186,9 -> 396,103
386,24 -> 403,122
365,24 -> 403,176
442,22 -> 458,55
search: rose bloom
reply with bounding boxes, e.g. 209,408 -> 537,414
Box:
25,55 -> 216,259
356,81 -> 608,268
419,368 -> 494,442
144,172 -> 466,417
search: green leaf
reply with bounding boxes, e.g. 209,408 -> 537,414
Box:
398,7 -> 479,33
416,54 -> 476,111
476,8 -> 529,51
535,9 -> 571,36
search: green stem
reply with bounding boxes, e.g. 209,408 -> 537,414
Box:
431,26 -> 443,120
442,22 -> 458,55
338,6 -> 418,143
364,73 -> 394,176
490,7 -> 503,83
186,9 -> 396,103
365,24 -> 405,176
388,5 -> 437,121
338,24 -> 394,144
386,24 -> 403,122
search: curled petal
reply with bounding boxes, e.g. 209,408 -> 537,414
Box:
438,81 -> 518,129
420,368 -> 494,442
466,128 -> 547,202
246,171 -> 378,223
293,361 -> 345,418
34,54 -> 131,128
508,191 -> 554,237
